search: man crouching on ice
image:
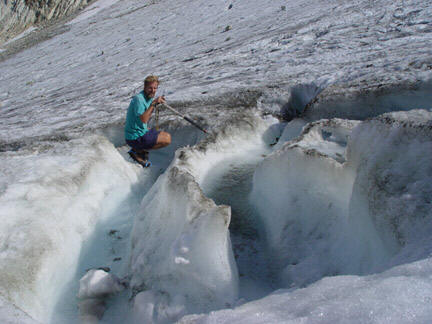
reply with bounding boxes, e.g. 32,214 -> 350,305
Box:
124,75 -> 171,167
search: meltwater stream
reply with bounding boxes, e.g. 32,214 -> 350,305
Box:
50,126 -> 205,323
48,112 -> 285,323
199,158 -> 275,301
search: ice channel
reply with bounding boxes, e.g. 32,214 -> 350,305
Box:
44,110 -> 285,323
48,126 -> 205,324
126,105 -> 432,323
2,98 -> 431,323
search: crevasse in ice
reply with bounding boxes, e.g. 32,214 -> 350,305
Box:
1,0 -> 432,322
180,110 -> 432,323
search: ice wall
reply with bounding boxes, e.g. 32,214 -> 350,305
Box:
347,110 -> 432,270
251,110 -> 432,286
179,109 -> 432,323
129,111 -> 278,322
308,81 -> 432,121
251,118 -> 360,286
0,135 -> 139,323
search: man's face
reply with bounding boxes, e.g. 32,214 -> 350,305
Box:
144,81 -> 158,98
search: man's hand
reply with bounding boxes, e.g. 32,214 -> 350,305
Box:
140,96 -> 165,123
153,96 -> 166,105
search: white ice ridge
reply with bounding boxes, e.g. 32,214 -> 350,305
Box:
179,258 -> 432,324
129,111 -> 278,322
0,136 -> 140,323
179,109 -> 432,323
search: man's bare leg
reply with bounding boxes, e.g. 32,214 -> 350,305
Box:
133,131 -> 171,157
150,131 -> 171,150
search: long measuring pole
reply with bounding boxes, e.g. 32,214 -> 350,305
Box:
159,103 -> 208,134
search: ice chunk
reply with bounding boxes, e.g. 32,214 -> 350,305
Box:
132,290 -> 188,324
78,269 -> 125,299
129,165 -> 238,319
132,291 -> 157,324
78,269 -> 125,323
271,118 -> 307,151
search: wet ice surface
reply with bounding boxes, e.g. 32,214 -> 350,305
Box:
1,0 -> 432,322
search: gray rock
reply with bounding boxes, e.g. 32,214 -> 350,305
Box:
0,0 -> 90,45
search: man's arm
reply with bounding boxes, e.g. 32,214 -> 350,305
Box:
140,96 -> 165,123
140,103 -> 155,123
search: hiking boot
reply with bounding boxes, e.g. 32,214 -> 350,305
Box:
128,149 -> 151,168
137,150 -> 149,161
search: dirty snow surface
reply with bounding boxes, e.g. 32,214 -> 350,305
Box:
0,0 -> 432,323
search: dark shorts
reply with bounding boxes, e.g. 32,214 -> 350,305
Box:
126,129 -> 160,150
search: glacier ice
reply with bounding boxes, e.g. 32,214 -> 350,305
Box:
0,0 -> 432,321
251,110 -> 432,286
129,111 -> 281,322
251,118 -> 361,286
0,136 -> 140,323
178,109 -> 432,323
1,106 -> 431,323
78,269 -> 125,323
0,295 -> 38,324
129,164 -> 238,319
179,258 -> 432,324
347,110 -> 432,270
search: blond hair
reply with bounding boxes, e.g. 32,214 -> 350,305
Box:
144,75 -> 160,86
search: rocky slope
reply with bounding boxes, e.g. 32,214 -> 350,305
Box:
0,0 -> 90,44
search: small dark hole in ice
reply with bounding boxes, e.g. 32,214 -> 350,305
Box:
108,229 -> 119,236
321,130 -> 332,140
